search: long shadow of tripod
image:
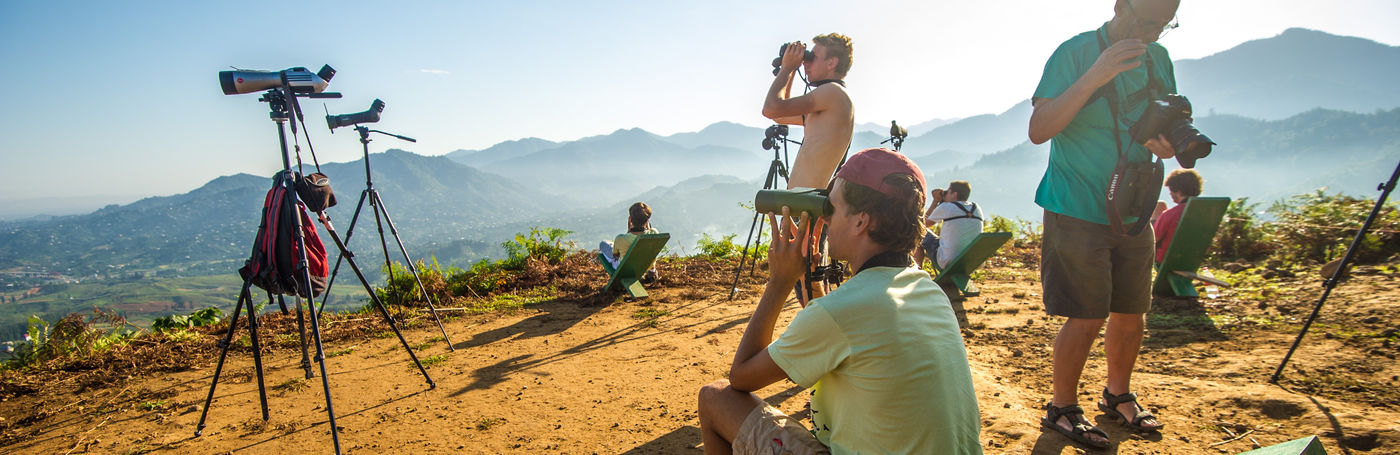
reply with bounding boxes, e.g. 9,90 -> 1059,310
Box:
195,77 -> 434,455
728,125 -> 798,300
313,120 -> 454,352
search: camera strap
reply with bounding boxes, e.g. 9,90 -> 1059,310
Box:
1097,31 -> 1162,237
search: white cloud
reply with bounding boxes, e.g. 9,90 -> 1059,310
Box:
419,69 -> 450,75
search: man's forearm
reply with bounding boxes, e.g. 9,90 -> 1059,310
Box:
762,68 -> 797,119
1028,75 -> 1105,144
730,278 -> 794,374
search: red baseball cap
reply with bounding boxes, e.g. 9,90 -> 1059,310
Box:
833,148 -> 927,199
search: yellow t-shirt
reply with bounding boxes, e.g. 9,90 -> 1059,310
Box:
612,227 -> 658,260
768,267 -> 982,454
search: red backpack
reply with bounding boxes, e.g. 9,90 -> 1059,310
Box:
239,171 -> 329,298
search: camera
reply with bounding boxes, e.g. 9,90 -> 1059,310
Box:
762,124 -> 789,150
219,65 -> 336,95
326,99 -> 386,130
1129,94 -> 1216,168
771,42 -> 816,76
755,188 -> 833,218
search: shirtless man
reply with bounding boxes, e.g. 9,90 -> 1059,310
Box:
761,33 -> 854,304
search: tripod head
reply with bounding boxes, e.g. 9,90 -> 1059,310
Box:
880,120 -> 909,152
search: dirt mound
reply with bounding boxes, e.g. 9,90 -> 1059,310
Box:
2,249 -> 1398,454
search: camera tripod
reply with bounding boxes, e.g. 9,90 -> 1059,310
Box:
1272,157 -> 1400,382
728,125 -> 799,300
196,81 -> 435,455
313,124 -> 454,352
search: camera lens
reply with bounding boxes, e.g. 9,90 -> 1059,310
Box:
1166,120 -> 1215,169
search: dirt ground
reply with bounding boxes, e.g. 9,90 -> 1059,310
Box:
2,250 -> 1398,454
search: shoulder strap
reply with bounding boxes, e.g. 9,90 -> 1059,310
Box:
942,202 -> 983,222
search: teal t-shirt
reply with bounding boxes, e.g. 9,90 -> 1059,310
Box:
768,267 -> 982,455
1032,24 -> 1177,225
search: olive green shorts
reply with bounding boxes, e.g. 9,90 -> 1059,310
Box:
1040,210 -> 1153,318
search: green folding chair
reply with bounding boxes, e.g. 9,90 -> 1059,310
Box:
596,233 -> 670,298
933,232 -> 1012,298
1153,196 -> 1232,297
1237,436 -> 1326,455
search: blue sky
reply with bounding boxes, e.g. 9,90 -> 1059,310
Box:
1,0 -> 1397,215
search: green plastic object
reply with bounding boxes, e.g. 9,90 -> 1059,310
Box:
1152,196 -> 1231,297
933,232 -> 1012,298
596,233 -> 670,298
1237,435 -> 1327,455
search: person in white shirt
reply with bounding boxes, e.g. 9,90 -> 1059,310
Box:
918,180 -> 984,270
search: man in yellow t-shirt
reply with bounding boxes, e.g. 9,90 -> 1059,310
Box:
697,148 -> 981,454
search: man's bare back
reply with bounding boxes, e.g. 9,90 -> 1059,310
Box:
787,83 -> 853,189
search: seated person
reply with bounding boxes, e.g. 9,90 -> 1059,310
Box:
919,180 -> 984,270
697,148 -> 982,454
1153,169 -> 1204,263
599,202 -> 660,282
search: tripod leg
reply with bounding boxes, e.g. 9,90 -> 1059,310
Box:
728,160 -> 784,300
727,209 -> 764,300
317,189 -> 371,318
276,293 -> 290,315
372,190 -> 455,351
302,281 -> 343,454
196,282 -> 252,436
296,296 -> 314,379
249,292 -> 271,421
318,213 -> 436,388
369,192 -> 399,308
749,218 -> 766,277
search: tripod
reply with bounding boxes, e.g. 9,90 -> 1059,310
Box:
728,125 -> 799,300
881,120 -> 908,152
314,124 -> 454,352
196,82 -> 435,455
1272,158 -> 1399,382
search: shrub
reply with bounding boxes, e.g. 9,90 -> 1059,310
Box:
4,309 -> 135,369
152,307 -> 224,333
502,227 -> 574,268
1209,198 -> 1274,265
1267,190 -> 1400,265
377,258 -> 457,307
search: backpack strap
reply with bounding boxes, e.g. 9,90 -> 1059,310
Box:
942,202 -> 983,222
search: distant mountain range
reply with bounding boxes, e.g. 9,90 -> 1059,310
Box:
3,27 -> 1398,280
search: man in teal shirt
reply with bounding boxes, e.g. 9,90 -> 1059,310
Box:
697,148 -> 981,454
1027,0 -> 1179,448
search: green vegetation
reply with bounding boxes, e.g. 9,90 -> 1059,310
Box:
4,309 -> 136,370
695,233 -> 766,261
151,307 -> 223,332
632,308 -> 671,328
475,416 -> 506,430
1209,191 -> 1399,267
420,354 -> 449,368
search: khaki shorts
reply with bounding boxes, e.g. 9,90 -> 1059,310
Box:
734,405 -> 830,455
1040,210 -> 1153,318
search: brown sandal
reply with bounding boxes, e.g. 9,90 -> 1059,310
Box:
1041,403 -> 1110,449
1099,388 -> 1165,432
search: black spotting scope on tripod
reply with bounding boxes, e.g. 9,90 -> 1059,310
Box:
880,120 -> 909,152
318,98 -> 455,351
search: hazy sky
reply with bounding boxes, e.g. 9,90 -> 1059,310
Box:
1,0 -> 1397,208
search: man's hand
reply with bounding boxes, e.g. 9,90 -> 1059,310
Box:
1086,39 -> 1146,88
1144,134 -> 1174,159
780,41 -> 807,74
766,207 -> 809,290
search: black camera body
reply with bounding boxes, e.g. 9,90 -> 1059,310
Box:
1129,94 -> 1216,168
762,124 -> 789,150
771,43 -> 816,76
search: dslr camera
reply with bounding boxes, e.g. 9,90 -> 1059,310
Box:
771,42 -> 815,76
1129,94 -> 1216,168
755,188 -> 832,218
762,124 -> 789,150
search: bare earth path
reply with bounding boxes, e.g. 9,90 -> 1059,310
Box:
2,256 -> 1398,454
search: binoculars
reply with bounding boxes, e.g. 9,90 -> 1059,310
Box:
755,188 -> 833,218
